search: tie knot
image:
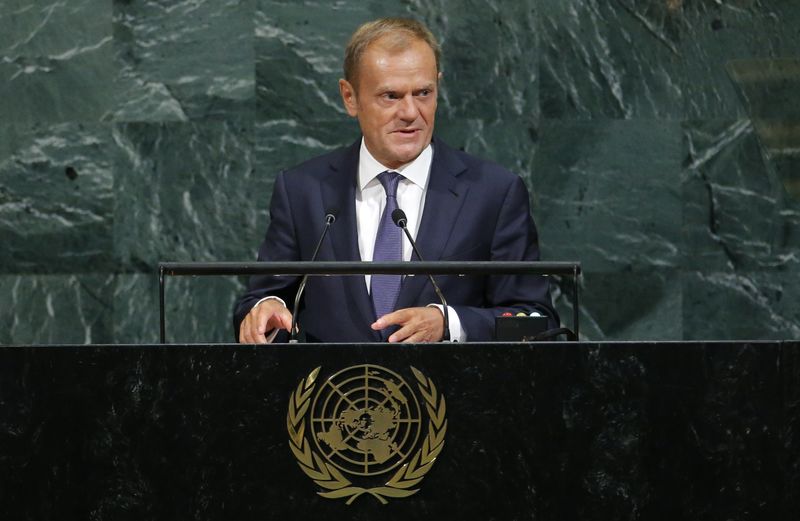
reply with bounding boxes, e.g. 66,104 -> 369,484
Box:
377,170 -> 403,198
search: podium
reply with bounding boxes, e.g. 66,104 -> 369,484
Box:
1,341 -> 798,519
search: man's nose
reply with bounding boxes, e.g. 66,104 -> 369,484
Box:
396,95 -> 420,121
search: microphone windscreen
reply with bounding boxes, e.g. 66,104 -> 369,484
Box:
325,207 -> 339,223
391,208 -> 407,227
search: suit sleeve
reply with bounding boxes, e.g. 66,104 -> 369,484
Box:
450,175 -> 559,341
232,171 -> 301,340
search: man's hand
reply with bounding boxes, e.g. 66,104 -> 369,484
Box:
239,299 -> 293,344
371,306 -> 445,343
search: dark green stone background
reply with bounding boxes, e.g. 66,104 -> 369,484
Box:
1,0 -> 798,343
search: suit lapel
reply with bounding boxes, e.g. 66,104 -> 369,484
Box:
321,140 -> 382,340
321,142 -> 360,263
396,140 -> 469,310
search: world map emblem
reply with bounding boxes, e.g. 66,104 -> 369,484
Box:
287,365 -> 447,504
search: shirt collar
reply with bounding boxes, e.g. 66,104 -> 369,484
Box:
357,138 -> 433,191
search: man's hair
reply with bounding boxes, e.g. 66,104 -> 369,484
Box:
343,17 -> 441,89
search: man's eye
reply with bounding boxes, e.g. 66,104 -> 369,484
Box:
419,89 -> 431,96
384,93 -> 398,100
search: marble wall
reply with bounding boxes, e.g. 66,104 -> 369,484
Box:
1,0 -> 798,343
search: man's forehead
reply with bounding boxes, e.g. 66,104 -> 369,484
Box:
363,36 -> 435,63
350,35 -> 438,92
362,43 -> 437,75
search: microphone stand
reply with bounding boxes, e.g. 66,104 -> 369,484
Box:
391,209 -> 451,342
289,211 -> 337,343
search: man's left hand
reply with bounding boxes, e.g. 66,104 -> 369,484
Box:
371,306 -> 445,343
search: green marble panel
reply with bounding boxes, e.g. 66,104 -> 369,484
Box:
0,274 -> 114,344
682,120 -> 800,272
551,269 -> 682,341
113,121 -> 260,271
255,1 -> 381,121
255,119 -> 359,175
539,0 -> 800,119
165,275 -> 246,343
112,274 -> 159,344
539,0 -> 683,119
680,2 -> 800,119
111,0 -> 255,122
534,120 -> 683,273
435,118 -> 537,184
424,0 -> 539,122
728,59 -> 800,120
0,0 -> 114,124
0,123 -> 115,273
255,0 -> 538,122
683,271 -> 800,340
770,140 -> 800,202
113,273 -> 245,344
727,58 -> 800,202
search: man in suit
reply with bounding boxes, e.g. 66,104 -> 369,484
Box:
234,17 -> 557,343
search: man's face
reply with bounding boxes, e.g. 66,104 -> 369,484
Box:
339,38 -> 440,170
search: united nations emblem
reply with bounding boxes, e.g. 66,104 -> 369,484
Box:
287,365 -> 447,504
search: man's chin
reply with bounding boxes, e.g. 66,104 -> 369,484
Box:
388,139 -> 430,161
385,148 -> 423,167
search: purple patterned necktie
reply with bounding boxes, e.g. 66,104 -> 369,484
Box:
371,171 -> 403,321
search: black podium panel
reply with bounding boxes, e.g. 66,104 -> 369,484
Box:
1,342 -> 799,520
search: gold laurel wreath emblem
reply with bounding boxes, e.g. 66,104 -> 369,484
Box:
286,366 -> 447,505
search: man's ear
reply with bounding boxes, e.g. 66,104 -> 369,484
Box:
339,79 -> 358,117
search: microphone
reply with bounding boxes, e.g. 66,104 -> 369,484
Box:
391,208 -> 451,341
289,208 -> 338,343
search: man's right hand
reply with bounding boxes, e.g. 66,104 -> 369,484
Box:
238,299 -> 294,344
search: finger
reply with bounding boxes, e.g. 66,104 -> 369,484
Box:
401,330 -> 430,343
239,318 -> 250,344
372,309 -> 411,330
242,323 -> 265,344
243,314 -> 255,344
276,307 -> 294,332
253,309 -> 270,344
388,322 -> 418,343
242,320 -> 263,344
265,309 -> 292,335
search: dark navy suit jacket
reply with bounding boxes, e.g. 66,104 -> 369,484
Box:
233,137 -> 557,342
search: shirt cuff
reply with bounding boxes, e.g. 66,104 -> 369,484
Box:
254,296 -> 287,343
427,304 -> 466,342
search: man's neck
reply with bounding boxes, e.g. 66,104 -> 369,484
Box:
357,138 -> 434,191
